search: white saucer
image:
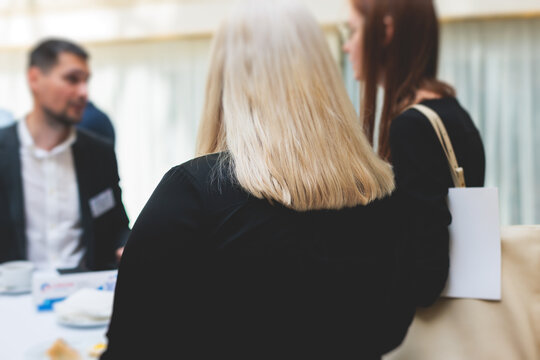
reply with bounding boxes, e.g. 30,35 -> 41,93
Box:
0,286 -> 32,295
57,315 -> 110,329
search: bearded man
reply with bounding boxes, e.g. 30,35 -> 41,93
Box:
0,39 -> 130,271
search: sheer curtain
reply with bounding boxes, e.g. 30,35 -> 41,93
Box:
86,39 -> 212,224
439,18 -> 540,225
343,17 -> 540,226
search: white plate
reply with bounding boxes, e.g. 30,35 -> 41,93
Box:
0,286 -> 32,295
57,315 -> 110,329
24,335 -> 107,360
53,288 -> 114,328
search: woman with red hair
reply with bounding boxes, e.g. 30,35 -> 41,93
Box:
343,0 -> 486,308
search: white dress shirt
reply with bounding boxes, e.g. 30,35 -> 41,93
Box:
18,118 -> 85,270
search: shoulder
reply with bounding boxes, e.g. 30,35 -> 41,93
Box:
0,122 -> 14,134
73,128 -> 117,166
0,123 -> 17,146
172,152 -> 222,179
410,97 -> 478,134
76,127 -> 114,148
181,152 -> 222,177
144,153 -> 236,215
159,152 -> 247,209
390,107 -> 435,145
390,97 -> 475,145
391,105 -> 433,131
160,152 -> 227,190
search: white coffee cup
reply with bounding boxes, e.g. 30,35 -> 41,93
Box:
0,260 -> 34,293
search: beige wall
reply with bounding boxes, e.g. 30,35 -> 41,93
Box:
0,0 -> 348,48
0,0 -> 539,48
436,0 -> 540,19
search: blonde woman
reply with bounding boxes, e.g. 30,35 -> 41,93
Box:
103,1 -> 414,358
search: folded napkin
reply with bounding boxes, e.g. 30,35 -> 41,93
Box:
54,288 -> 114,324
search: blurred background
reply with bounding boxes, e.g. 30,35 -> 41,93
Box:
0,0 -> 538,227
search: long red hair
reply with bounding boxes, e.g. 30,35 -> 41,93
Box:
352,0 -> 455,161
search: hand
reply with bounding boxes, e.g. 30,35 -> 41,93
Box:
116,247 -> 125,263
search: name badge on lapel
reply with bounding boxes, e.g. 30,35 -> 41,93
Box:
89,188 -> 115,218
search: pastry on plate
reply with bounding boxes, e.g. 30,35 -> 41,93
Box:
46,338 -> 82,360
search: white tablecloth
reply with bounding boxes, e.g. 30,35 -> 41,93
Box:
0,293 -> 107,359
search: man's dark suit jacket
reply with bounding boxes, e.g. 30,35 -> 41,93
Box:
0,123 -> 130,270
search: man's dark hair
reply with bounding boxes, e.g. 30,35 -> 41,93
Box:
28,38 -> 89,72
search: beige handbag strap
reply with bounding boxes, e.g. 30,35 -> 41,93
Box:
410,104 -> 466,188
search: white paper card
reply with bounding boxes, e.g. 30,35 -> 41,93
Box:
441,187 -> 501,300
89,188 -> 115,218
32,270 -> 117,311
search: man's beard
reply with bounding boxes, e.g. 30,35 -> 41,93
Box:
42,104 -> 82,128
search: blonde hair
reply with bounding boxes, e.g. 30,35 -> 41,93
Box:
196,0 -> 395,211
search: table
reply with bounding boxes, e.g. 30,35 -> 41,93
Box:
0,293 -> 107,359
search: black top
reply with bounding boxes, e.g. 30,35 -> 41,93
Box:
102,153 -> 416,359
390,97 -> 486,306
0,123 -> 130,270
